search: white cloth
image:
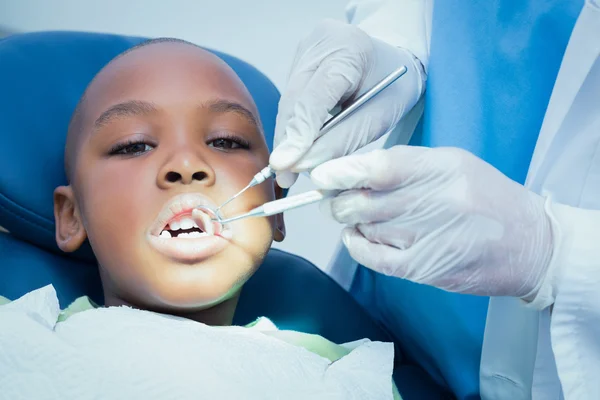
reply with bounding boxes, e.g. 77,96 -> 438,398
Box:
0,286 -> 395,400
329,1 -> 600,398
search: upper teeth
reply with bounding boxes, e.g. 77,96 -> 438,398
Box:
158,216 -> 206,239
169,217 -> 198,231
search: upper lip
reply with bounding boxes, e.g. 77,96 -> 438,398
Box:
150,193 -> 218,236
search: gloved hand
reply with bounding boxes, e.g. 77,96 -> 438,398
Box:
270,19 -> 425,188
311,145 -> 556,300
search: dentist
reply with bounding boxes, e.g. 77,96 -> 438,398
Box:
270,1 -> 600,399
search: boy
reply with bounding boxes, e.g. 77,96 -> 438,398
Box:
0,38 -> 399,399
54,37 -> 285,325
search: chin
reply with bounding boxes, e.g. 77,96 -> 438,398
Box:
160,285 -> 241,310
141,261 -> 251,309
99,242 -> 262,312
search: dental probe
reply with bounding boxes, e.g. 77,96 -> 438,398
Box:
214,65 -> 408,214
216,189 -> 339,224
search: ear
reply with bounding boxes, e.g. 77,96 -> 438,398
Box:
273,183 -> 286,242
53,185 -> 87,252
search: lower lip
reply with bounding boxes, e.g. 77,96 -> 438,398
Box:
147,234 -> 228,263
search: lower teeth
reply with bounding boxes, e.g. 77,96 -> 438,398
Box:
177,232 -> 206,238
159,231 -> 208,238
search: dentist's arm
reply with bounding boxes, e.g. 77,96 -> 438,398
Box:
346,0 -> 431,71
270,0 -> 431,188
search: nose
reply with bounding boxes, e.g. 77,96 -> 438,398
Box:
157,149 -> 216,188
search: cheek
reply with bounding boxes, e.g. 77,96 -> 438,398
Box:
221,185 -> 277,258
77,163 -> 155,260
212,150 -> 270,194
216,164 -> 258,193
230,217 -> 274,254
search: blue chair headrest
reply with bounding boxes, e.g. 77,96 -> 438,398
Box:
0,31 -> 279,263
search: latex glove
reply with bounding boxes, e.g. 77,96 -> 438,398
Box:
270,19 -> 425,188
311,145 -> 556,300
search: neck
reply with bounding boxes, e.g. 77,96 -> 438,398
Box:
103,289 -> 240,327
169,294 -> 240,326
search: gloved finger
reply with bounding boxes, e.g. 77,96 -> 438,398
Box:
275,170 -> 299,189
290,120 -> 363,172
341,227 -> 407,277
311,145 -> 430,191
288,132 -> 342,173
273,69 -> 316,151
327,188 -> 414,225
270,62 -> 361,170
318,196 -> 334,220
291,101 -> 395,172
356,222 -> 415,249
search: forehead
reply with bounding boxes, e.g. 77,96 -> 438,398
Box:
81,42 -> 258,124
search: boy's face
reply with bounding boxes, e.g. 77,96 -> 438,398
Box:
54,42 -> 285,316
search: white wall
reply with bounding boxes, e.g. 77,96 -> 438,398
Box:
0,0 -> 351,270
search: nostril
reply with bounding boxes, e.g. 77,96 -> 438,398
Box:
165,171 -> 181,183
192,171 -> 208,181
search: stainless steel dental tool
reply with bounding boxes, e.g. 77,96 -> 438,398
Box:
216,189 -> 338,224
205,65 -> 408,226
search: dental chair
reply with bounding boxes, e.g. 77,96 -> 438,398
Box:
0,31 -> 450,399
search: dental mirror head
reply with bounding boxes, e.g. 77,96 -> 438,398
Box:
192,206 -> 225,236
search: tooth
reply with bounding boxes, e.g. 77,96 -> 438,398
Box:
178,232 -> 189,238
160,230 -> 172,238
187,231 -> 204,238
179,217 -> 194,230
169,220 -> 181,231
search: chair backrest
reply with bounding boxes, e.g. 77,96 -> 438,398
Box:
0,31 -> 394,347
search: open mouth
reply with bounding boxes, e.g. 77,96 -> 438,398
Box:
160,214 -> 208,238
148,194 -> 229,263
158,208 -> 223,238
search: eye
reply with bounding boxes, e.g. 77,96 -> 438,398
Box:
109,140 -> 154,156
208,135 -> 250,151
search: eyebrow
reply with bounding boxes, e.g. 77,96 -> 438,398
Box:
92,98 -> 260,132
93,100 -> 158,130
205,99 -> 260,130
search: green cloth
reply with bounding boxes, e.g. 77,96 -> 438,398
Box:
0,294 -> 400,399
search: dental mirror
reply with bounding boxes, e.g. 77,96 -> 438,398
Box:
193,206 -> 224,236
